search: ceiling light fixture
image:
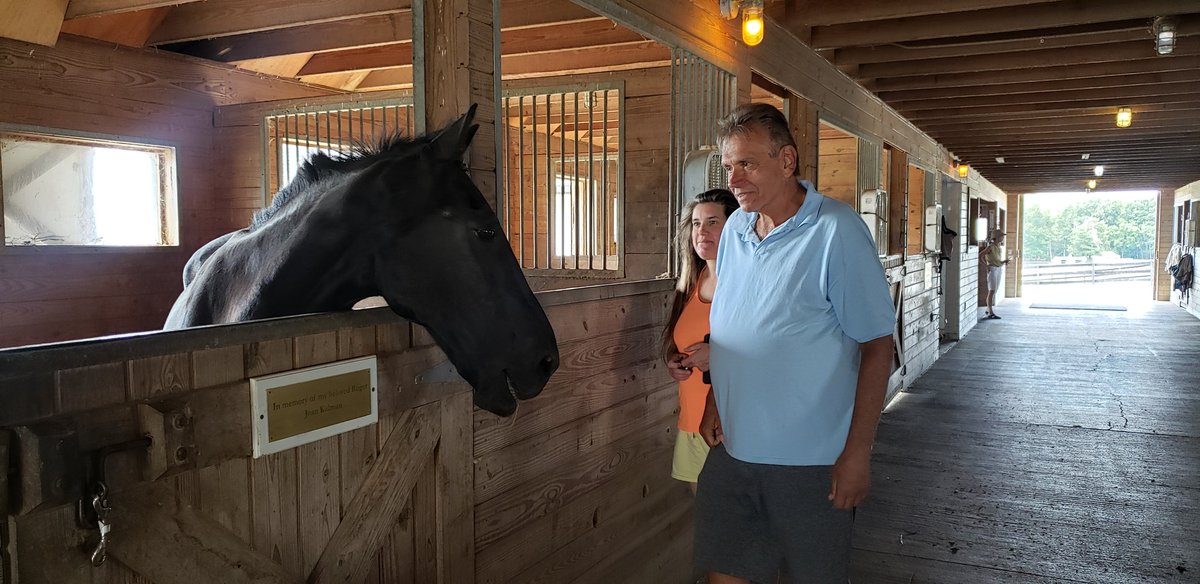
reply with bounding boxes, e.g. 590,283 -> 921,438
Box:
1093,165 -> 1105,177
1081,153 -> 1090,160
1153,17 -> 1177,55
741,0 -> 765,46
720,0 -> 765,46
995,157 -> 1005,164
1087,179 -> 1098,190
1116,107 -> 1133,128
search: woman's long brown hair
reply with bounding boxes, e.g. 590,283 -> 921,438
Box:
661,188 -> 738,362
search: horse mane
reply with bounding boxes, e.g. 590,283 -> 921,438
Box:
251,132 -> 428,230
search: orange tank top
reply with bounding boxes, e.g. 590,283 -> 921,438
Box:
671,271 -> 712,433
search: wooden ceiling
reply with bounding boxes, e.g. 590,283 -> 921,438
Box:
6,0 -> 1200,193
775,0 -> 1200,192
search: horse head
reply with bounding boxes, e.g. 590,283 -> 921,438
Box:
366,105 -> 559,415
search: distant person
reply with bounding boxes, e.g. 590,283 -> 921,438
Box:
663,188 -> 738,493
694,103 -> 896,584
981,230 -> 1009,319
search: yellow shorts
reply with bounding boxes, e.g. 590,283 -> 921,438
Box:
671,430 -> 712,483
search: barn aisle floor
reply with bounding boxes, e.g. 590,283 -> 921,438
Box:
851,300 -> 1200,583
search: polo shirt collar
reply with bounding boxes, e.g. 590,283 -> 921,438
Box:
734,180 -> 824,244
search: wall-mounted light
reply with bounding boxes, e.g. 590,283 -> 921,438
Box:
957,163 -> 969,179
1087,179 -> 1098,190
1153,17 -> 1177,55
1116,107 -> 1133,128
1093,165 -> 1105,177
741,0 -> 765,46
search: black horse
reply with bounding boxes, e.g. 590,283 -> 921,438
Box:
165,105 -> 558,416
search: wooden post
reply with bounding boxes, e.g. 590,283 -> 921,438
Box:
786,94 -> 819,185
1006,192 -> 1022,298
417,0 -> 499,208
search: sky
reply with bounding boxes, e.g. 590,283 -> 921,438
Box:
1023,190 -> 1157,214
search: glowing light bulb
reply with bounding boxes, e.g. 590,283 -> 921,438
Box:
742,2 -> 764,46
1115,109 -> 1132,127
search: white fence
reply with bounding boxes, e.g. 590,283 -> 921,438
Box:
1022,260 -> 1153,285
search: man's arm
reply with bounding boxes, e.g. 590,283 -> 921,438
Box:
829,334 -> 894,510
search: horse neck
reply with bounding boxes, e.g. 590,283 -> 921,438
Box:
247,202 -> 379,318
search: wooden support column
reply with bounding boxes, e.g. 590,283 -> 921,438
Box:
1006,192 -> 1022,298
1154,188 -> 1177,301
417,0 -> 498,207
786,95 -> 818,185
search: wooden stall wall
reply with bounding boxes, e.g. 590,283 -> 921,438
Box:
817,127 -> 858,208
503,68 -> 672,291
957,169 -> 1008,335
0,35 -> 334,349
0,280 -> 684,584
1171,179 -> 1200,316
1155,188 -> 1178,301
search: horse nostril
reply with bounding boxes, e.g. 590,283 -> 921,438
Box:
540,354 -> 558,373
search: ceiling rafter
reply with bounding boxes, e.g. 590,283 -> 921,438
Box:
64,0 -> 200,20
808,0 -> 1199,50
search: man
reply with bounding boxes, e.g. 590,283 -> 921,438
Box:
693,103 -> 896,584
981,230 -> 1009,319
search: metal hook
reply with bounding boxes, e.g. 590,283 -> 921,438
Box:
90,481 -> 112,567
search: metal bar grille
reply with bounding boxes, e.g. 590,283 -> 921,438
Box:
669,49 -> 736,277
501,84 -> 622,271
263,97 -> 415,202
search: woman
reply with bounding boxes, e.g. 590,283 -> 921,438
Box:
662,188 -> 738,491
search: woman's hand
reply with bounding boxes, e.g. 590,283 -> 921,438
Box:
666,352 -> 693,381
680,342 -> 710,372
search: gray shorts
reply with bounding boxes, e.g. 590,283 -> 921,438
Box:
694,445 -> 853,584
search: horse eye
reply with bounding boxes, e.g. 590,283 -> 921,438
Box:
474,228 -> 496,241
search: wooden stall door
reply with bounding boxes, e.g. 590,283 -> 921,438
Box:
9,384 -> 474,584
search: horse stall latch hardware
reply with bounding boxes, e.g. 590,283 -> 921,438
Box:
137,403 -> 196,481
76,435 -> 152,568
89,482 -> 112,567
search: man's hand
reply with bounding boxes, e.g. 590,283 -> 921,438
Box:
680,342 -> 710,372
829,448 -> 871,510
666,352 -> 693,381
699,390 -> 723,447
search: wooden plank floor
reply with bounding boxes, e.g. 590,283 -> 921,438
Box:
852,300 -> 1200,584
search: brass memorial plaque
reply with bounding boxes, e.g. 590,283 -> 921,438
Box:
251,356 -> 378,457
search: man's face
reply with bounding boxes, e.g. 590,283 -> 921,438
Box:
720,126 -> 796,214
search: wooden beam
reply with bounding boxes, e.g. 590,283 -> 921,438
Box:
147,0 -> 412,45
0,0 -> 69,46
858,37 -> 1200,79
58,7 -> 170,47
297,19 -> 646,77
902,95 -> 1200,121
864,56 -> 1200,92
109,485 -> 300,584
157,12 -> 412,61
809,0 -> 1200,49
299,43 -> 413,76
64,0 -> 200,19
307,404 -> 440,584
355,41 -> 671,90
916,109 -> 1200,132
891,81 -> 1200,112
835,21 -> 1200,66
877,69 -> 1200,102
784,0 -> 1051,27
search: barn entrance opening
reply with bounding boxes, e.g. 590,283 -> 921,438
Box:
1022,190 -> 1157,312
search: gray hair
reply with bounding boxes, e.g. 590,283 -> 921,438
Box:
716,103 -> 799,176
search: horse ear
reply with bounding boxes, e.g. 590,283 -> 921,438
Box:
431,103 -> 479,161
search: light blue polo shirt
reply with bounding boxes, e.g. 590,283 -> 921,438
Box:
710,181 -> 895,466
